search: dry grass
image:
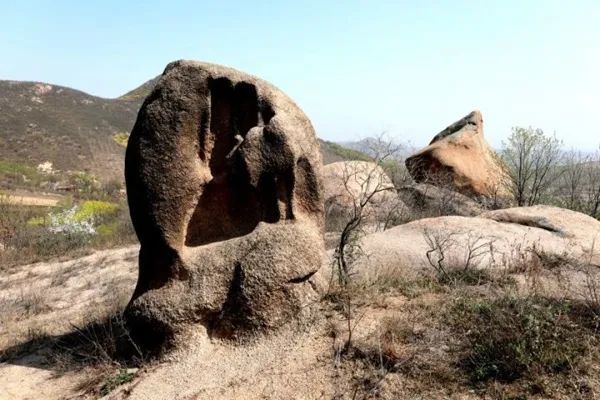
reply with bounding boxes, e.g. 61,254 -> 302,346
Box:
1,299 -> 145,397
324,289 -> 599,399
321,240 -> 600,400
50,312 -> 145,396
1,306 -> 144,398
451,295 -> 599,382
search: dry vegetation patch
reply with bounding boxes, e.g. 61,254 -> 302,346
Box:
2,207 -> 600,399
450,295 -> 599,384
1,244 -> 599,399
0,194 -> 136,268
321,245 -> 600,400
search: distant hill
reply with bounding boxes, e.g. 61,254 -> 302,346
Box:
0,80 -> 144,181
319,140 -> 372,164
339,138 -> 416,160
0,77 -> 368,182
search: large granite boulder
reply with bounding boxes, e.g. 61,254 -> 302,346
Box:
124,61 -> 324,348
405,111 -> 509,198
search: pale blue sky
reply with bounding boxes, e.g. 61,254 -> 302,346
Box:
1,1 -> 599,149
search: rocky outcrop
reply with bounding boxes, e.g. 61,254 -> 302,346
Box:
405,111 -> 509,198
322,161 -> 406,231
124,61 -> 324,348
349,206 -> 600,283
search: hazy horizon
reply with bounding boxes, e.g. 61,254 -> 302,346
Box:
2,1 -> 599,150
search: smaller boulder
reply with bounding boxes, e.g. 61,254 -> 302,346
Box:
405,111 -> 509,198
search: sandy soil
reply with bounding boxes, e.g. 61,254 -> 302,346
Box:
0,246 -> 138,400
0,246 -> 451,400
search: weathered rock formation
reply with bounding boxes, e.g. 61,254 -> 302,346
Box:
124,61 -> 324,348
405,111 -> 509,198
322,161 -> 406,231
347,205 -> 600,283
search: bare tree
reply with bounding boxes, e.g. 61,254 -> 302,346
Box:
423,228 -> 495,284
501,127 -> 563,206
382,154 -> 413,189
583,150 -> 600,218
463,233 -> 496,270
557,150 -> 588,211
332,136 -> 401,350
554,148 -> 600,217
423,228 -> 458,281
378,197 -> 409,231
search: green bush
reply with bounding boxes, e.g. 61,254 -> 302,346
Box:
100,369 -> 135,396
74,200 -> 119,222
0,161 -> 45,189
0,160 -> 38,178
112,132 -> 130,147
69,171 -> 101,194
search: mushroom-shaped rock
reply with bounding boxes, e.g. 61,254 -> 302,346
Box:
405,111 -> 509,198
124,61 -> 324,348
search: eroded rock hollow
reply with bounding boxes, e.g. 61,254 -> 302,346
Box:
124,61 -> 324,348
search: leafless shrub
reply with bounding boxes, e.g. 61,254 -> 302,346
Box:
399,180 -> 484,221
574,240 -> 600,321
546,148 -> 600,218
584,150 -> 600,218
583,269 -> 600,320
40,311 -> 142,396
558,150 -> 588,211
54,313 -> 144,366
330,136 -> 402,351
18,289 -> 50,316
330,313 -> 420,399
423,228 -> 499,287
423,228 -> 458,281
382,155 -> 413,189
